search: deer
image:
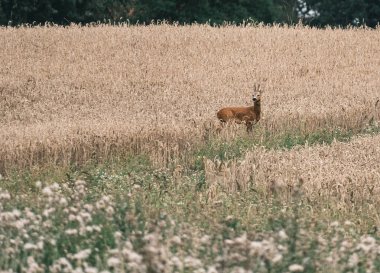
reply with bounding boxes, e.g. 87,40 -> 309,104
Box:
216,84 -> 262,132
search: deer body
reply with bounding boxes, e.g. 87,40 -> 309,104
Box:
217,85 -> 262,132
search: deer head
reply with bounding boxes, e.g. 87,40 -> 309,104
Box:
252,84 -> 262,103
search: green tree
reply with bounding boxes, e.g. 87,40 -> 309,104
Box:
0,1 -> 7,24
273,0 -> 300,23
301,0 -> 380,27
0,0 -> 304,26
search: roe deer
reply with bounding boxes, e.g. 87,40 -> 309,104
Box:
217,84 -> 262,132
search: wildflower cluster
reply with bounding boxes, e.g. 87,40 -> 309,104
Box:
1,179 -> 380,272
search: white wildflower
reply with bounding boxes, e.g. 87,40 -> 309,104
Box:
114,231 -> 122,240
123,248 -> 143,264
0,190 -> 10,200
171,236 -> 182,245
225,239 -> 234,246
43,220 -> 52,228
37,241 -> 44,250
207,266 -> 218,273
59,197 -> 68,206
225,215 -> 234,221
12,209 -> 21,218
86,226 -> 94,233
106,206 -> 114,216
234,233 -> 247,245
341,240 -> 353,250
50,257 -> 73,273
24,243 -> 38,251
96,200 -> 106,209
35,181 -> 42,188
184,256 -> 202,268
73,267 -> 84,273
58,257 -> 72,267
83,204 -> 94,212
360,235 -> 376,246
74,180 -> 87,196
108,248 -> 118,255
357,235 -> 377,253
158,220 -> 166,228
278,229 -> 288,240
51,183 -> 60,191
348,253 -> 359,268
249,241 -> 263,256
317,235 -> 327,246
76,215 -> 84,225
272,253 -> 283,263
92,225 -> 101,232
80,212 -> 92,222
70,207 -> 78,213
170,256 -> 183,270
25,209 -> 36,220
127,262 -> 146,272
289,264 -> 304,272
13,219 -> 28,230
143,233 -> 157,243
230,267 -> 247,273
102,196 -> 111,203
27,256 -> 43,272
42,187 -> 53,196
200,235 -> 210,245
65,229 -> 78,235
325,255 -> 333,264
124,241 -> 133,250
73,249 -> 91,260
43,208 -> 55,217
107,257 -> 120,268
344,220 -> 354,226
84,266 -> 98,273
75,180 -> 86,187
229,253 -> 246,263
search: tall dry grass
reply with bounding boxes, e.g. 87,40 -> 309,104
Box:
1,24 -> 380,171
204,134 -> 380,208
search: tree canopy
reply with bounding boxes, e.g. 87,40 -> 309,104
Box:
301,0 -> 380,27
0,0 -> 379,27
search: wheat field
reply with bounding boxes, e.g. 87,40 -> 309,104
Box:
1,24 -> 380,171
1,23 -> 380,272
204,134 -> 380,210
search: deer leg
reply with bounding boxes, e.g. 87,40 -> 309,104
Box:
246,122 -> 253,133
216,120 -> 226,134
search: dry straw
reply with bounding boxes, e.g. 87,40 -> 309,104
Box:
204,134 -> 380,205
1,24 -> 379,171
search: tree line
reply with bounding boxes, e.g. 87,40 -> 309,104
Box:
0,0 -> 379,27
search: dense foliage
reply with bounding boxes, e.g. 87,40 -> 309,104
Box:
301,0 -> 380,27
0,0 -> 379,27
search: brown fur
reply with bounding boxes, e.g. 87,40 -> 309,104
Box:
217,85 -> 262,132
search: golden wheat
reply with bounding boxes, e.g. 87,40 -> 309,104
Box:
205,133 -> 380,210
1,24 -> 379,171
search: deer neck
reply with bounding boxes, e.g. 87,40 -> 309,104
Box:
251,101 -> 261,119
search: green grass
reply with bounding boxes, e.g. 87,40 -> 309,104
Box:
192,126 -> 361,171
